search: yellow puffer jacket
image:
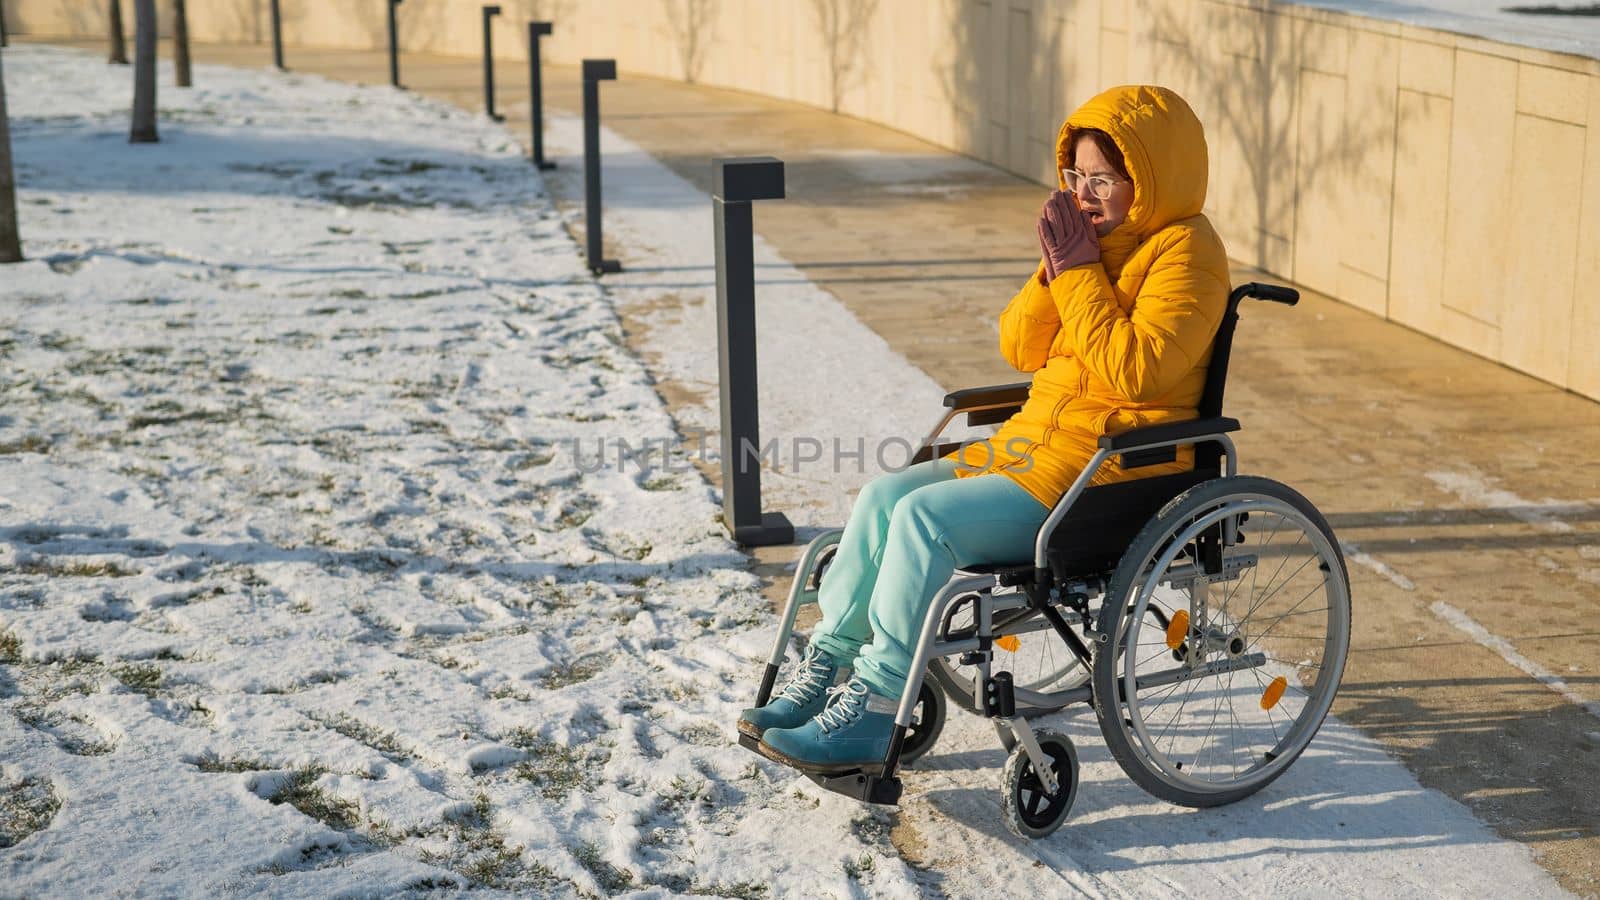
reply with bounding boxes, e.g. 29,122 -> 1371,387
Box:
948,85 -> 1231,509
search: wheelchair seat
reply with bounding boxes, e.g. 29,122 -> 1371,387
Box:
1042,469 -> 1214,575
956,469 -> 1209,582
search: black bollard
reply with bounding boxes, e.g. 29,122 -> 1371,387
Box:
109,0 -> 129,65
527,21 -> 554,170
173,0 -> 191,87
481,5 -> 502,121
386,0 -> 402,88
581,59 -> 620,276
712,157 -> 793,547
269,0 -> 284,70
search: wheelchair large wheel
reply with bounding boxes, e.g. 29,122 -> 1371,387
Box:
1091,476 -> 1350,808
927,598 -> 1087,716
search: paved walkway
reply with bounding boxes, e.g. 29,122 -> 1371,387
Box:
23,37 -> 1600,896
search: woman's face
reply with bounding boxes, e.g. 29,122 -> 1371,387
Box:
1070,135 -> 1134,237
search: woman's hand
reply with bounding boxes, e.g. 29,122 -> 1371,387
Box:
1038,190 -> 1100,277
1036,221 -> 1058,285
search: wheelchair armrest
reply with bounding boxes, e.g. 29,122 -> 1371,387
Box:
1098,417 -> 1240,453
944,381 -> 1031,411
909,440 -> 966,466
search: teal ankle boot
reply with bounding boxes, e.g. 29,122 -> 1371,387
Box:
757,677 -> 897,774
738,645 -> 849,740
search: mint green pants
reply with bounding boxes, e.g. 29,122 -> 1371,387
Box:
811,458 -> 1050,701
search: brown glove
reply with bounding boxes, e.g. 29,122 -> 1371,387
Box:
1039,190 -> 1100,277
1036,219 -> 1058,286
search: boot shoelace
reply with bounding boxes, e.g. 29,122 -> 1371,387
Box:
816,679 -> 869,734
775,649 -> 833,706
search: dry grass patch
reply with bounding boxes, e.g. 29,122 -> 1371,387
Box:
15,558 -> 140,578
505,729 -> 611,802
0,776 -> 61,849
113,663 -> 163,698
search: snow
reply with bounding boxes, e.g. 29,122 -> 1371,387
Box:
0,43 -> 1574,898
1287,0 -> 1600,61
1,45 -> 916,897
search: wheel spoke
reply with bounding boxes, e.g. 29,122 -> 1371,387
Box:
1136,640 -> 1178,669
1244,606 -> 1331,628
1238,546 -> 1316,626
1244,616 -> 1332,649
1247,580 -> 1327,647
1214,538 -> 1254,622
1224,667 -> 1245,780
1244,664 -> 1284,746
1258,655 -> 1323,669
1136,668 -> 1193,708
1151,662 -> 1206,750
1240,526 -> 1306,619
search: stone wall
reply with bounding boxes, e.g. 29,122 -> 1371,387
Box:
10,0 -> 1599,400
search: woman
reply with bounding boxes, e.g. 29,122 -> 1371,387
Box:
740,85 -> 1232,774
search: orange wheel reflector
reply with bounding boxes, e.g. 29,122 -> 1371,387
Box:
1261,676 -> 1288,710
996,634 -> 1021,653
1165,609 -> 1190,650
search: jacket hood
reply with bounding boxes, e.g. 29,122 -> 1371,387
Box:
1056,85 -> 1208,239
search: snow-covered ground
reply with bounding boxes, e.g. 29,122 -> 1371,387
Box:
0,46 -> 924,897
1287,0 -> 1600,60
0,44 -> 1574,898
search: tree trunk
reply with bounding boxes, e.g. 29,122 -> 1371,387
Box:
0,49 -> 23,263
173,0 -> 191,87
129,0 -> 157,142
109,0 -> 129,65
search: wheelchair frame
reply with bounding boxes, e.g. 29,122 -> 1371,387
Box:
737,283 -> 1349,829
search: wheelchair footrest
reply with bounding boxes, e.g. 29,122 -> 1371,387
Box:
737,734 -> 902,805
806,770 -> 903,806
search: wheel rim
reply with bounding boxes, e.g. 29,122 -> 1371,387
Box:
1116,494 -> 1350,794
1016,739 -> 1073,828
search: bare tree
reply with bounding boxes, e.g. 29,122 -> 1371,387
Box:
129,0 -> 157,142
173,0 -> 191,87
664,0 -> 715,84
1,48 -> 22,263
811,0 -> 878,113
109,0 -> 129,65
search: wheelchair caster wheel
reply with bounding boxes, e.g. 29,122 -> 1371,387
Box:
1001,729 -> 1079,839
896,673 -> 948,768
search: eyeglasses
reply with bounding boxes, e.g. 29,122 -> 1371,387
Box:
1062,168 -> 1128,200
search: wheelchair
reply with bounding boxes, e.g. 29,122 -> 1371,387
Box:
737,283 -> 1352,838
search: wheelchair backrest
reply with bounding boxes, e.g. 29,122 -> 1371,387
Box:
1194,283 -> 1298,473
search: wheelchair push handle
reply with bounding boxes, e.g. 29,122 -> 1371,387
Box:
1232,282 -> 1299,306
